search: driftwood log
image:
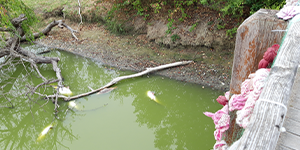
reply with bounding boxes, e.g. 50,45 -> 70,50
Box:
235,14 -> 300,149
230,9 -> 287,95
46,61 -> 193,101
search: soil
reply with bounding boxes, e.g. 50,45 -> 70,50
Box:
36,20 -> 229,92
33,2 -> 250,92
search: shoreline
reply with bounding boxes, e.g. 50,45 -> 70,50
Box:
34,22 -> 231,92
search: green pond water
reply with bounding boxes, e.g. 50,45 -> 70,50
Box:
0,45 -> 223,150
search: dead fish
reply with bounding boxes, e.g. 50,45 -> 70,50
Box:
37,124 -> 54,141
147,91 -> 156,101
68,101 -> 77,109
147,90 -> 162,104
52,85 -> 73,96
97,87 -> 117,94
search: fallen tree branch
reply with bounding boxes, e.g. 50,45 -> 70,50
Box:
20,20 -> 78,41
17,47 -> 64,115
1,14 -> 67,118
0,48 -> 10,59
18,47 -> 60,63
46,61 -> 193,101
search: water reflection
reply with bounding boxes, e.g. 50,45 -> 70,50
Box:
0,45 -> 222,150
110,76 -> 222,150
0,97 -> 80,150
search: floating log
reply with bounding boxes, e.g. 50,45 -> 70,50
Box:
230,9 -> 287,95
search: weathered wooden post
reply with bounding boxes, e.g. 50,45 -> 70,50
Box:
226,9 -> 288,145
230,9 -> 287,95
235,14 -> 300,149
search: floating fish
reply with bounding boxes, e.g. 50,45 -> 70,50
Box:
68,101 -> 77,109
97,87 -> 117,95
52,86 -> 73,96
147,91 -> 156,100
147,91 -> 161,104
37,124 -> 54,141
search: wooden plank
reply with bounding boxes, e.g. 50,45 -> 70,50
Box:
288,66 -> 300,110
282,118 -> 300,136
276,144 -> 296,150
286,107 -> 300,123
276,132 -> 300,150
288,98 -> 300,110
230,9 -> 287,94
276,66 -> 300,150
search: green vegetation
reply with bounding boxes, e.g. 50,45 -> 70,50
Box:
104,6 -> 126,34
226,27 -> 238,38
217,24 -> 225,30
21,0 -> 285,36
0,0 -> 38,42
100,0 -> 285,35
171,34 -> 181,42
189,23 -> 198,32
166,18 -> 176,34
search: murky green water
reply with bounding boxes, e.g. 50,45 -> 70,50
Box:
0,45 -> 222,150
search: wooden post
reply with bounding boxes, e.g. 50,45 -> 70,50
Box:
236,14 -> 300,149
230,9 -> 287,95
225,9 -> 288,146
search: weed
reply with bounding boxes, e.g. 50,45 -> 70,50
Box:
151,3 -> 162,13
166,18 -> 176,34
144,14 -> 149,20
171,34 -> 180,42
226,27 -> 237,38
200,0 -> 209,5
105,20 -> 125,34
132,0 -> 144,16
217,24 -> 225,30
189,23 -> 198,32
104,6 -> 126,34
207,21 -> 213,25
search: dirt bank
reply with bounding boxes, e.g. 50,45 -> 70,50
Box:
35,16 -> 233,92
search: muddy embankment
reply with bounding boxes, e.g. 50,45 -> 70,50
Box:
36,5 -> 236,92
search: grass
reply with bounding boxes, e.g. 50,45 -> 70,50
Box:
22,0 -> 100,22
23,0 -> 72,12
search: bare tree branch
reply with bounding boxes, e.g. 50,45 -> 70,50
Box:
20,20 -> 78,41
11,14 -> 27,27
31,63 -> 47,81
77,0 -> 83,30
0,48 -> 10,58
46,61 -> 193,101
